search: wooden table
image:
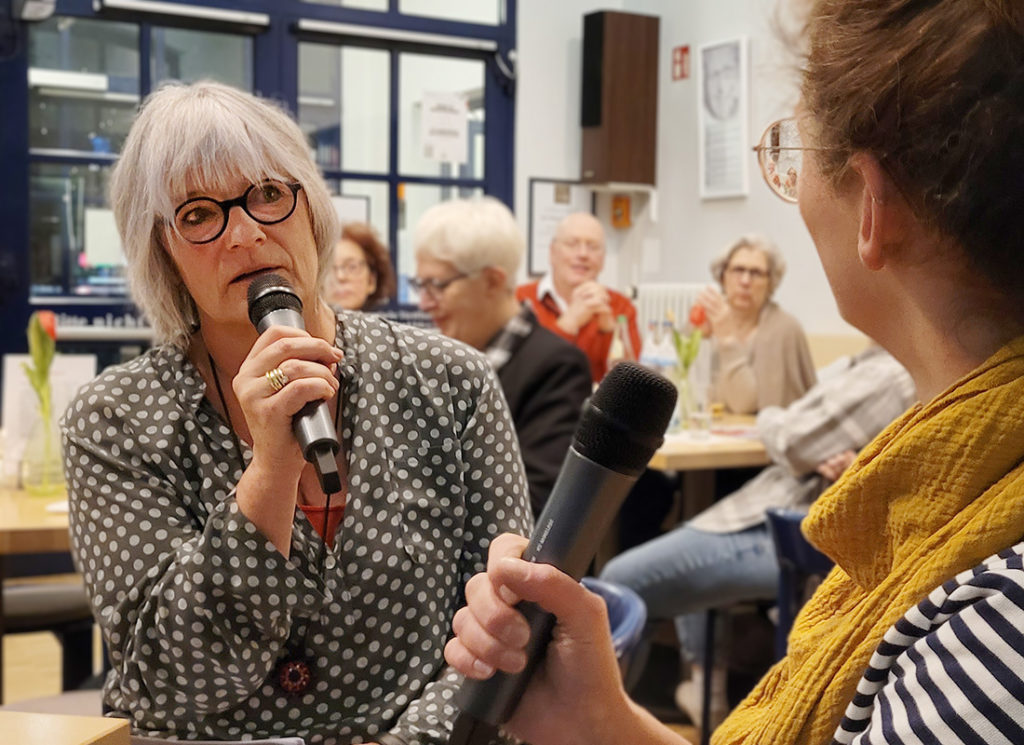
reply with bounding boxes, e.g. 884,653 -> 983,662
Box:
649,418 -> 770,471
0,488 -> 75,703
0,488 -> 70,556
0,710 -> 128,745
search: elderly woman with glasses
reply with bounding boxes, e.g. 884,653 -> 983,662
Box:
324,221 -> 396,311
696,234 -> 816,415
444,2 -> 1024,745
60,80 -> 531,744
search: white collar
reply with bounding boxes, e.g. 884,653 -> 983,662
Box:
537,273 -> 569,314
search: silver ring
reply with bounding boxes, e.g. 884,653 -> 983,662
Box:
265,367 -> 288,393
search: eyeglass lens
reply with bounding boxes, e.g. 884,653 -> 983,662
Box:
410,275 -> 464,296
757,119 -> 802,203
174,180 -> 299,244
334,260 -> 368,275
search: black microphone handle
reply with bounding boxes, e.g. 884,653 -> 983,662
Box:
454,447 -> 638,726
255,308 -> 342,495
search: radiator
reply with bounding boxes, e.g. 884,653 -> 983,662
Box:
631,282 -> 705,333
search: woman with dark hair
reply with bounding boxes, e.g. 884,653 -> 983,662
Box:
324,221 -> 396,310
445,2 -> 1024,744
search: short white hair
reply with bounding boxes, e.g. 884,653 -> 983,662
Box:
709,233 -> 786,296
413,196 -> 523,290
110,80 -> 339,347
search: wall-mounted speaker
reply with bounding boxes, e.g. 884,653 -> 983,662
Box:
580,11 -> 659,185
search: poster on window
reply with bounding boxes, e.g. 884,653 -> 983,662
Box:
421,92 -> 468,165
698,37 -> 749,199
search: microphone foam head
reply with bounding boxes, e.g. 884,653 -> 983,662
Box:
247,273 -> 303,328
574,362 -> 677,475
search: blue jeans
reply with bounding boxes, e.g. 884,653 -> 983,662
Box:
599,522 -> 778,662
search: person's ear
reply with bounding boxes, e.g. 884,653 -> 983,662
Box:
481,265 -> 507,293
847,152 -> 908,271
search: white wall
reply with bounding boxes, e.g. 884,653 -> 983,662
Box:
515,0 -> 858,335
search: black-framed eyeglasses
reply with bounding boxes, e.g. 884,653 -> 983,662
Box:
725,265 -> 769,281
751,117 -> 825,204
173,180 -> 303,244
408,273 -> 470,298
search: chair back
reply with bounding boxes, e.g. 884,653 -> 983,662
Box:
765,507 -> 834,659
581,576 -> 647,679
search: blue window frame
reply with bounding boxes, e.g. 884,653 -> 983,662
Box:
0,0 -> 516,370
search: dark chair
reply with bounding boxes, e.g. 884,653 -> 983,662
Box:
765,507 -> 834,660
2,552 -> 97,701
581,576 -> 648,681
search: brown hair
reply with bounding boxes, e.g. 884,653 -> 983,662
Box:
801,0 -> 1024,296
340,222 -> 395,308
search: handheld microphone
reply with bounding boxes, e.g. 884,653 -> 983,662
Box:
450,361 -> 677,743
246,273 -> 342,495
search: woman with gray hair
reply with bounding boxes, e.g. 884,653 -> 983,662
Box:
412,196 -> 591,516
60,81 -> 531,744
696,233 -> 815,414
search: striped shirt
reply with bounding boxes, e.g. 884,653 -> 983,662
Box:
833,541 -> 1024,744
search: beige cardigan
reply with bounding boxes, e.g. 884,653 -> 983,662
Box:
712,301 -> 816,414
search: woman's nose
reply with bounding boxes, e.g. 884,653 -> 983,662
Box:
223,204 -> 267,249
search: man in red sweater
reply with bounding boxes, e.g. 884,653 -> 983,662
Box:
516,212 -> 641,382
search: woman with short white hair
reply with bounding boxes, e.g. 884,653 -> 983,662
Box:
413,197 -> 591,516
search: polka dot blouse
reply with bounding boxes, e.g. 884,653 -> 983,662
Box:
62,312 -> 533,744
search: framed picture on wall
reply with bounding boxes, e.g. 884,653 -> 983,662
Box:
527,178 -> 595,276
697,36 -> 750,199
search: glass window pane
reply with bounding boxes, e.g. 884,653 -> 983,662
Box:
302,0 -> 387,9
300,44 -> 390,173
28,17 -> 139,153
399,0 -> 501,26
30,163 -> 125,299
324,178 -> 390,243
396,182 -> 482,304
151,27 -> 253,90
399,53 -> 484,179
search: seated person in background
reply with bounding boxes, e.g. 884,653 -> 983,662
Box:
517,212 -> 641,382
696,234 -> 816,414
323,221 -> 396,311
413,196 -> 592,516
62,80 -> 531,744
444,3 -> 1024,744
600,345 -> 916,727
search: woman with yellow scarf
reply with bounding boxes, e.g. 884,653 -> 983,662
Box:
443,1 -> 1024,744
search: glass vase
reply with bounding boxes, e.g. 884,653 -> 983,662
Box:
20,408 -> 65,498
675,371 -> 697,432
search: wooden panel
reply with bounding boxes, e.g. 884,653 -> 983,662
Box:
0,489 -> 70,556
581,11 -> 659,185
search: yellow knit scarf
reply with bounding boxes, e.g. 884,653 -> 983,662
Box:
713,336 -> 1024,745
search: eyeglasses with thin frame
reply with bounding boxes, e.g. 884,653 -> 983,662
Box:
752,117 -> 824,204
725,265 -> 769,281
173,180 -> 303,244
333,259 -> 369,276
408,273 -> 470,298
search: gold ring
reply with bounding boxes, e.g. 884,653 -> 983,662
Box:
265,367 -> 288,393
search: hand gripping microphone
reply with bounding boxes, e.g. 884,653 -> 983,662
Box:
450,361 -> 677,744
246,273 -> 342,495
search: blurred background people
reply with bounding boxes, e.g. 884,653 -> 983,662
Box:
62,81 -> 530,744
697,234 -> 816,414
413,196 -> 591,516
601,345 -> 916,728
517,212 -> 641,382
444,3 -> 1024,745
323,221 -> 396,311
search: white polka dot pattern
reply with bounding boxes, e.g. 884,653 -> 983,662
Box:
61,312 -> 532,744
